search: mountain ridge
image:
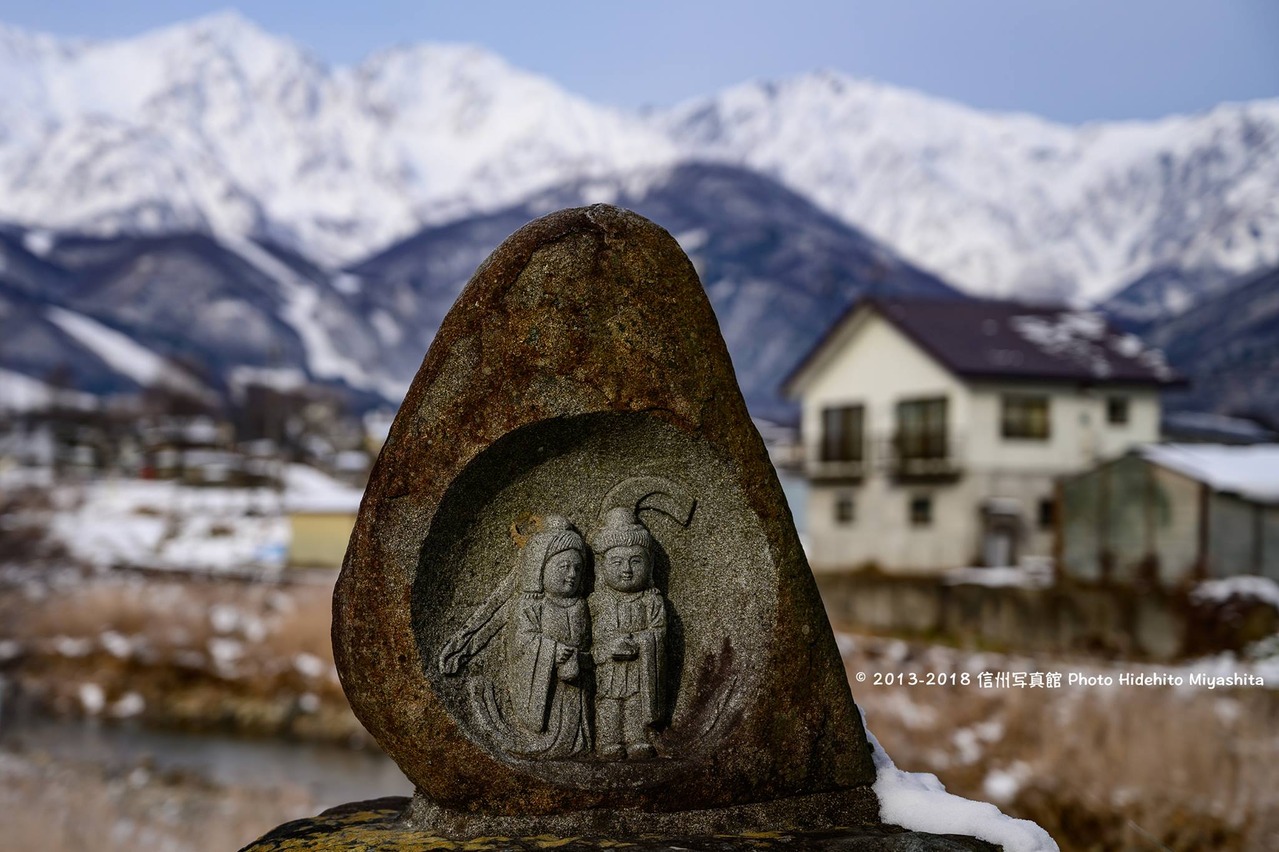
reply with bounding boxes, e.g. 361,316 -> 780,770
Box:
0,12 -> 1275,313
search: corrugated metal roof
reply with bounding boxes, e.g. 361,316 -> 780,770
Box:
1140,443 -> 1279,503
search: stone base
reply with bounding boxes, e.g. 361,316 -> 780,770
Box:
238,796 -> 1000,851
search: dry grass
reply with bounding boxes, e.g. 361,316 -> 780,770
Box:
2,573 -> 358,742
7,568 -> 1278,850
847,636 -> 1279,851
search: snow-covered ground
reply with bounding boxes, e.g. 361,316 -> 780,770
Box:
1,463 -> 360,575
44,479 -> 289,573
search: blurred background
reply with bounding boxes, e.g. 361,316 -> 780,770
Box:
0,2 -> 1277,850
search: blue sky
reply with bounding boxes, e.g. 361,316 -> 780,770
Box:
1,1 -> 1276,122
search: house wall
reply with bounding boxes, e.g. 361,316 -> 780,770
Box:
967,383 -> 1159,472
799,313 -> 977,573
288,512 -> 357,568
809,476 -> 982,572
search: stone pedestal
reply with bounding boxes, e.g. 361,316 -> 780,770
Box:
243,797 -> 999,851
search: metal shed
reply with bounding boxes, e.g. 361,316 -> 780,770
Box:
1057,444 -> 1279,586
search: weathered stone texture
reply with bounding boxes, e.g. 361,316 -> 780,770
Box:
331,205 -> 876,828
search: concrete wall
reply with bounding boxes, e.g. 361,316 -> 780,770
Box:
817,572 -> 1278,661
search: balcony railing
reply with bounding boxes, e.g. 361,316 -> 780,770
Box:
803,432 -> 964,482
880,432 -> 963,482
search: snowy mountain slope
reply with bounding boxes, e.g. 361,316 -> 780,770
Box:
0,12 -> 675,265
1142,264 -> 1279,426
352,162 -> 960,420
0,227 -> 393,404
658,72 -> 1279,306
0,12 -> 1276,316
0,283 -> 137,394
1100,264 -> 1241,332
4,158 -> 960,420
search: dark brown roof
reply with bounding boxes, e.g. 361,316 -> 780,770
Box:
783,297 -> 1186,396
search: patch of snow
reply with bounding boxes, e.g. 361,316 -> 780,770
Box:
864,709 -> 1057,851
952,719 -> 1003,764
0,368 -> 97,412
100,630 -> 133,659
21,228 -> 54,255
207,637 -> 243,669
228,365 -> 308,395
283,463 -> 363,513
1140,443 -> 1279,503
209,603 -> 241,634
331,273 -> 362,295
52,636 -> 93,657
45,308 -> 209,398
297,692 -> 321,713
983,762 -> 1032,803
675,228 -> 708,252
0,640 -> 23,661
110,691 -> 145,718
370,309 -> 403,346
1191,576 -> 1279,612
293,652 -> 325,679
78,682 -> 105,715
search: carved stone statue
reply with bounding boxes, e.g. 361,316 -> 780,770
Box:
239,206 -> 1025,849
508,517 -> 593,758
589,507 -> 667,760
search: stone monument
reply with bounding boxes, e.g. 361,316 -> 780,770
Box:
240,205 -> 1026,850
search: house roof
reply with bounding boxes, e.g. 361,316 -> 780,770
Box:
1139,443 -> 1279,504
783,297 -> 1184,396
282,463 -> 363,514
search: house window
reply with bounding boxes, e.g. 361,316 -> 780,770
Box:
1038,497 -> 1056,529
1107,396 -> 1129,425
895,397 -> 948,460
1001,394 -> 1050,440
909,495 -> 933,527
834,491 -> 856,524
820,405 -> 865,462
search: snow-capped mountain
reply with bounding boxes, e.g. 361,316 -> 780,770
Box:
0,12 -> 675,264
0,163 -> 957,420
660,73 -> 1279,305
0,11 -> 1276,312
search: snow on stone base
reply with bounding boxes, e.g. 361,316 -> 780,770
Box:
863,709 -> 1058,852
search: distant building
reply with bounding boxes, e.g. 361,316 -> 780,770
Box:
1161,410 -> 1279,445
283,464 -> 363,569
1059,444 -> 1279,587
783,297 -> 1182,574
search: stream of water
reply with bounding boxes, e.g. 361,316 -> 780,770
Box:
0,701 -> 411,810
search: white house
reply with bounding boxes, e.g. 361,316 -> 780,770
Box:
782,297 -> 1182,574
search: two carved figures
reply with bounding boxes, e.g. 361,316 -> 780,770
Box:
440,483 -> 687,763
